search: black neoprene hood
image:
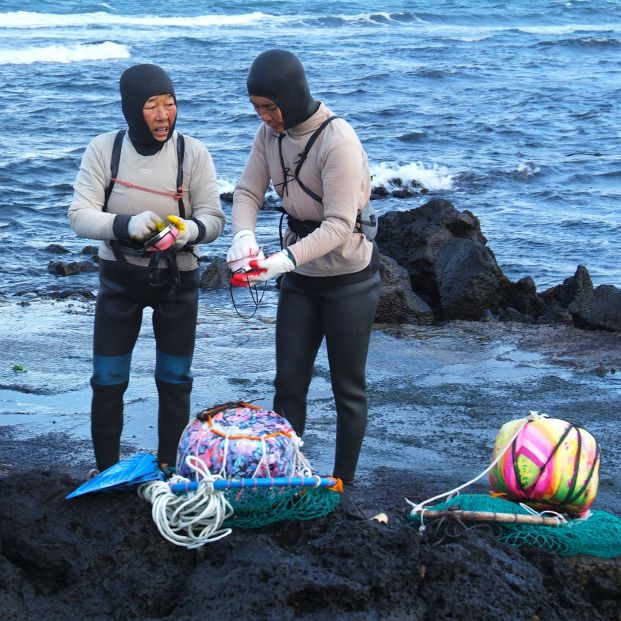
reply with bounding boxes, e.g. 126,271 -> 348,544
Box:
246,49 -> 319,130
119,64 -> 177,155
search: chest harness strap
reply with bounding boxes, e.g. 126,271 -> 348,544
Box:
103,130 -> 189,289
276,116 -> 377,244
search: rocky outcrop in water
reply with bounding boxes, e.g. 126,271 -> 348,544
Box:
43,199 -> 621,332
376,199 -> 621,331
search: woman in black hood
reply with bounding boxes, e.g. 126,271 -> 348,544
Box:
245,49 -> 319,130
228,49 -> 380,520
119,63 -> 178,155
69,63 -> 225,477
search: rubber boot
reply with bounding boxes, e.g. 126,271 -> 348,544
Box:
338,483 -> 369,521
155,379 -> 192,467
90,381 -> 127,471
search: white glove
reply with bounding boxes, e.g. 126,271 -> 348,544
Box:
167,215 -> 199,247
227,229 -> 260,263
128,210 -> 164,240
246,250 -> 296,284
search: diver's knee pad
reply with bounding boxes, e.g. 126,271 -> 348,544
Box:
155,350 -> 193,384
92,353 -> 132,385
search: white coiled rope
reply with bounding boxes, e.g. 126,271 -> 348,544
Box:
138,456 -> 234,548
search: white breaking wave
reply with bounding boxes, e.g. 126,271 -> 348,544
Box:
217,162 -> 454,196
0,10 -> 267,29
0,41 -> 130,65
370,161 -> 454,191
518,23 -> 621,35
2,10 -> 620,38
514,162 -> 541,178
217,179 -> 236,195
338,12 -> 419,23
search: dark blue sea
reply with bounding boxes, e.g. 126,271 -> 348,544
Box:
0,1 -> 619,496
2,0 -> 621,293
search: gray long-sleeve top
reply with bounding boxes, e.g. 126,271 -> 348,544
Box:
232,103 -> 372,277
69,130 -> 225,270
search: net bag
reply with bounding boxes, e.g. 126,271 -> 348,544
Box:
488,416 -> 600,516
137,402 -> 340,547
175,401 -> 340,530
408,493 -> 621,558
176,401 -> 307,480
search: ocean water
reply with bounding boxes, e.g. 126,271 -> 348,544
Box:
0,1 -> 620,495
1,0 -> 620,295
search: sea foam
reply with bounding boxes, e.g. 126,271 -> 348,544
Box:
0,10 -> 267,29
370,161 -> 455,192
0,41 -> 130,65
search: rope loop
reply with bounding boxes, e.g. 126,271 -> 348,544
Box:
138,456 -> 234,548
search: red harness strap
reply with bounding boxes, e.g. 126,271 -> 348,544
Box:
111,177 -> 184,201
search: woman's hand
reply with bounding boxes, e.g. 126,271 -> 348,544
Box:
245,249 -> 296,284
128,211 -> 164,240
227,229 -> 260,264
167,215 -> 199,247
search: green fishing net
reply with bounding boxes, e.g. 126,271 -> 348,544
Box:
408,494 -> 621,558
223,485 -> 341,529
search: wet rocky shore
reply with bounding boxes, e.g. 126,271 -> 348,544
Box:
1,196 -> 620,620
0,447 -> 619,621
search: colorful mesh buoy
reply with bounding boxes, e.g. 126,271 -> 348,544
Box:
488,415 -> 600,515
176,402 -> 308,480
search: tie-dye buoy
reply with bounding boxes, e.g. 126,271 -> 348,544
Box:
488,414 -> 600,515
176,402 -> 310,480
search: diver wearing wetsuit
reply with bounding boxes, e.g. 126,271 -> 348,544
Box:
228,49 -> 380,517
69,64 -> 225,472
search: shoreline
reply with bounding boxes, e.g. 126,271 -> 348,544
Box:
1,296 -> 620,511
1,297 -> 620,619
0,458 -> 619,620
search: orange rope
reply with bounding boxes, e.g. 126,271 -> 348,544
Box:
197,402 -> 293,440
328,478 -> 344,493
198,402 -> 261,419
206,420 -> 294,442
111,177 -> 184,201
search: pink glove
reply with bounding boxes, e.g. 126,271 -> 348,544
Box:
245,249 -> 296,285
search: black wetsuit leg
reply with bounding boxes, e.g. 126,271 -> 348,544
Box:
322,272 -> 380,485
91,280 -> 143,470
274,271 -> 380,485
152,285 -> 198,466
91,260 -> 198,471
273,279 -> 324,435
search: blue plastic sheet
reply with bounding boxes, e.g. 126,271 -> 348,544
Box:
66,453 -> 164,499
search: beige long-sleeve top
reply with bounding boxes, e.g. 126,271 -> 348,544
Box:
68,130 -> 225,270
232,103 -> 373,277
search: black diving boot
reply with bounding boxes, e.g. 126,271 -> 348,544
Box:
339,483 -> 369,521
156,379 -> 192,467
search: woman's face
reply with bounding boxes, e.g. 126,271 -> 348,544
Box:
142,94 -> 177,142
250,95 -> 284,133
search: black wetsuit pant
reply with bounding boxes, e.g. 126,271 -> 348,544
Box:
273,269 -> 380,486
90,259 -> 199,471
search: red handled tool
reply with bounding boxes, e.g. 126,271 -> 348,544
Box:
229,269 -> 266,288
